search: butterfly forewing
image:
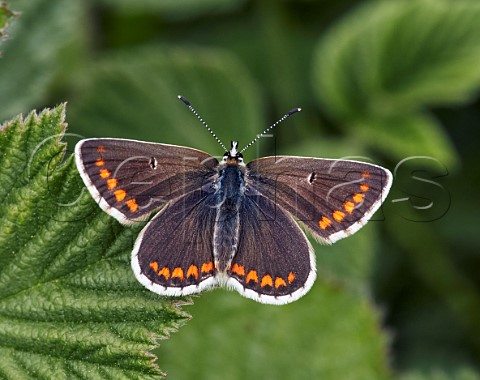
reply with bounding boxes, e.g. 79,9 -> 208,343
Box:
247,156 -> 393,244
75,138 -> 218,224
226,192 -> 316,305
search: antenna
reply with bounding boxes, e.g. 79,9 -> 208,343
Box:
178,95 -> 228,152
240,107 -> 301,153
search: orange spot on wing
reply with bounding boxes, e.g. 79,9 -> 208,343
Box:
333,210 -> 345,222
288,272 -> 295,284
344,201 -> 355,214
158,267 -> 170,280
95,158 -> 105,166
362,171 -> 370,178
97,146 -> 105,153
149,261 -> 159,273
126,198 -> 138,212
275,277 -> 287,289
187,265 -> 199,280
171,267 -> 184,281
107,178 -> 117,190
99,169 -> 111,179
201,262 -> 214,273
360,183 -> 369,192
260,274 -> 273,288
319,216 -> 332,230
231,263 -> 245,276
246,270 -> 258,284
114,189 -> 126,202
353,193 -> 365,203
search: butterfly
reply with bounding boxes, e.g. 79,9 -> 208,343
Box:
75,96 -> 392,305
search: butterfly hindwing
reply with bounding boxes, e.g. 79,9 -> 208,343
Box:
75,138 -> 218,224
132,189 -> 218,296
246,156 -> 393,244
226,191 -> 316,305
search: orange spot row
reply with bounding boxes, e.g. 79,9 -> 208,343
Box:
152,262 -> 297,289
96,154 -> 142,214
318,174 -> 371,231
151,262 -> 211,282
232,267 -> 296,289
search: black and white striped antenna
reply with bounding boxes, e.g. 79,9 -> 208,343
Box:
240,107 -> 301,154
178,95 -> 228,152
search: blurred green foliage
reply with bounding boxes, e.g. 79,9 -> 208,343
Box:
1,0 -> 480,378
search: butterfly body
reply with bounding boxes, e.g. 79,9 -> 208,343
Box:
212,151 -> 245,272
75,114 -> 392,305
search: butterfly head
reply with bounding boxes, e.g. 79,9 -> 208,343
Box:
223,141 -> 244,164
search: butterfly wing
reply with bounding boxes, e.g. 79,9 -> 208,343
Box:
132,188 -> 218,296
226,192 -> 316,305
75,138 -> 218,224
246,156 -> 392,244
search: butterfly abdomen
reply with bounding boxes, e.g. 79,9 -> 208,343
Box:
213,164 -> 245,272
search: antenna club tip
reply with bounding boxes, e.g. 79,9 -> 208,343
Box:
178,95 -> 191,106
288,107 -> 301,115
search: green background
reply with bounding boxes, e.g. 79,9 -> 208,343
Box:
1,0 -> 480,378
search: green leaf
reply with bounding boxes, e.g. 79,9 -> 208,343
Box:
0,105 -> 189,379
313,0 -> 480,119
0,0 -> 86,121
354,113 -> 458,168
312,0 -> 480,168
157,280 -> 392,380
69,47 -> 264,158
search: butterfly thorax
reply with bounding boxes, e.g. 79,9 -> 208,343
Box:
218,163 -> 245,207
